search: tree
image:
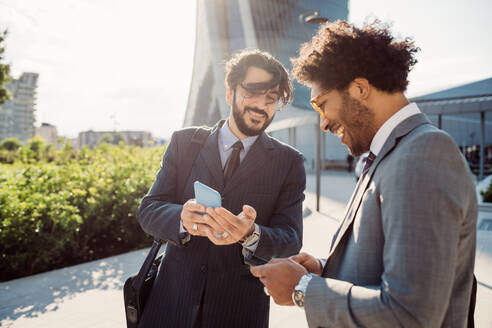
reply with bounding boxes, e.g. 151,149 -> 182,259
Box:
0,137 -> 21,151
0,30 -> 11,106
98,133 -> 114,145
28,136 -> 45,153
98,132 -> 127,145
113,132 -> 127,145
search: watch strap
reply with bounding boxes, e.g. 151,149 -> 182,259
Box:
292,273 -> 314,308
239,223 -> 260,246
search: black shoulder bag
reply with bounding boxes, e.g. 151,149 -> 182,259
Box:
124,127 -> 210,328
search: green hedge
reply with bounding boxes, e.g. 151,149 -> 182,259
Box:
0,141 -> 165,281
481,179 -> 492,203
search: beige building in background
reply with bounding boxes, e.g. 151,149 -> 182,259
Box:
36,122 -> 58,145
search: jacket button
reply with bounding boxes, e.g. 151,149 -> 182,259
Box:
200,265 -> 207,273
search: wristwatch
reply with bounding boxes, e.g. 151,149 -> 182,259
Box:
239,223 -> 260,246
292,273 -> 314,308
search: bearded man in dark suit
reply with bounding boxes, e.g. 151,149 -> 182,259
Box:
137,49 -> 306,328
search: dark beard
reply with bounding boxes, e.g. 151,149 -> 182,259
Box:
232,92 -> 275,137
340,91 -> 377,156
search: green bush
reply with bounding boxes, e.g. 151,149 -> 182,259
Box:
0,149 -> 18,163
0,138 -> 22,151
0,143 -> 166,281
481,179 -> 492,203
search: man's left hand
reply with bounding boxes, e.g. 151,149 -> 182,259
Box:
205,205 -> 256,245
250,258 -> 308,306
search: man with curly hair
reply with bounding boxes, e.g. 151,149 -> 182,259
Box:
251,20 -> 477,327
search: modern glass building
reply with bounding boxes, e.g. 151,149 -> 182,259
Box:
183,0 -> 349,168
0,72 -> 38,143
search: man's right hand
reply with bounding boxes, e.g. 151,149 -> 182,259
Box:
290,252 -> 323,276
180,199 -> 222,237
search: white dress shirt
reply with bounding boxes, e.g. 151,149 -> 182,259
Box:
370,102 -> 421,156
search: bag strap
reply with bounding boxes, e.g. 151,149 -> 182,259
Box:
131,239 -> 163,289
468,275 -> 477,328
175,127 -> 211,204
131,127 -> 211,290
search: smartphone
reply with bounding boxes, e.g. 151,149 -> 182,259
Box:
194,181 -> 221,213
244,253 -> 269,266
194,181 -> 224,238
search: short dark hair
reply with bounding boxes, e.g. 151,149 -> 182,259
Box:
291,20 -> 420,93
225,49 -> 293,106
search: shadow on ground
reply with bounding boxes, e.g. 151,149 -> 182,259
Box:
0,248 -> 149,322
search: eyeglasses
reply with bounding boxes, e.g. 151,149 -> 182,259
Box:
239,83 -> 284,111
310,89 -> 331,118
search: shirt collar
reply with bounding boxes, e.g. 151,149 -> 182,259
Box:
370,102 -> 421,156
219,120 -> 259,152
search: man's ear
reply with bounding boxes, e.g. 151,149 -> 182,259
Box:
226,87 -> 233,106
348,78 -> 370,101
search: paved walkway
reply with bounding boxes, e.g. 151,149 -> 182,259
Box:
1,171 -> 491,327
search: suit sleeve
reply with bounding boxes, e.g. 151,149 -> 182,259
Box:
253,151 -> 306,259
136,131 -> 186,246
304,131 -> 475,327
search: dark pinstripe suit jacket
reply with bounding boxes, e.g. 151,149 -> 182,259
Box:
136,120 -> 306,328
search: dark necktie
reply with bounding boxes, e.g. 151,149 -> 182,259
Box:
361,151 -> 376,177
223,141 -> 243,185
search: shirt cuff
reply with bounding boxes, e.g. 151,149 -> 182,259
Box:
179,221 -> 191,244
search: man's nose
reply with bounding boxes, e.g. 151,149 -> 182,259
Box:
251,94 -> 271,109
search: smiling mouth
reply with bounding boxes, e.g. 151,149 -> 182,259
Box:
247,109 -> 266,120
329,124 -> 345,138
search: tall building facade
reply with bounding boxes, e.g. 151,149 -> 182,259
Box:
183,0 -> 349,167
0,72 -> 38,143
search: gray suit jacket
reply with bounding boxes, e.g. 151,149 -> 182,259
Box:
305,114 -> 477,327
136,121 -> 306,328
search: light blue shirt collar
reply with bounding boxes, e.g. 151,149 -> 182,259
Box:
218,120 -> 259,167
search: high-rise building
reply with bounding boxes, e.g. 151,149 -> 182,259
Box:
183,0 -> 349,167
0,72 -> 39,143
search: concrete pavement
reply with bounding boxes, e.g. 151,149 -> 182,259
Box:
1,171 -> 491,327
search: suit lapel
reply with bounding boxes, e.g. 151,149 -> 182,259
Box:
222,132 -> 274,195
327,114 -> 432,258
199,121 -> 225,190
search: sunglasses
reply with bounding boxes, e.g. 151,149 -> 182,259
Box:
310,89 -> 330,118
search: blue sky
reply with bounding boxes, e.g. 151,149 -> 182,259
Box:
1,0 -> 491,139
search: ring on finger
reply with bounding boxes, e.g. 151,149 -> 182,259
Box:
222,231 -> 229,238
193,223 -> 198,232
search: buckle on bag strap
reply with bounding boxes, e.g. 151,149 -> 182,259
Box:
126,304 -> 138,323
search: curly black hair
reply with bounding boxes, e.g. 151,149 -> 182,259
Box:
225,49 -> 293,106
291,20 -> 420,93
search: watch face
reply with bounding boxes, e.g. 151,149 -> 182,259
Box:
294,290 -> 304,307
